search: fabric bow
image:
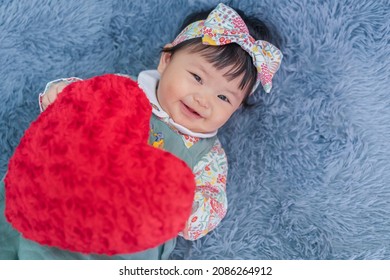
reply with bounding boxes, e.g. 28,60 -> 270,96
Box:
172,3 -> 283,93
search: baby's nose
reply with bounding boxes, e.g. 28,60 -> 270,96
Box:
195,96 -> 209,109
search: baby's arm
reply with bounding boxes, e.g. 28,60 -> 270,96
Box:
179,139 -> 228,241
39,78 -> 82,112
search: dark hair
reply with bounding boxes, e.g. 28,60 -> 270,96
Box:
162,7 -> 279,107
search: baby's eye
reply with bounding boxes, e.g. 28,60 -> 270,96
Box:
218,95 -> 230,103
192,73 -> 202,84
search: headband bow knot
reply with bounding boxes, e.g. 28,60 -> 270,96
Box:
172,3 -> 283,93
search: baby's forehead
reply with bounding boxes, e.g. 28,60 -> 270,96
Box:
190,58 -> 243,82
173,43 -> 254,94
189,44 -> 255,85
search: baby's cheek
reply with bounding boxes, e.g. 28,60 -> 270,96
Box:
211,115 -> 230,130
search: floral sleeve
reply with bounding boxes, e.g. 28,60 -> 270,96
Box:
178,139 -> 228,240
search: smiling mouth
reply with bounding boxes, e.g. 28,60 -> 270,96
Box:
181,102 -> 202,119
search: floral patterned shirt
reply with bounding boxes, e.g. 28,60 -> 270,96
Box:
39,70 -> 228,241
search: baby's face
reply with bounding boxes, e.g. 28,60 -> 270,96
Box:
156,46 -> 247,133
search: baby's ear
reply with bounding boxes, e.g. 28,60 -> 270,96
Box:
157,44 -> 173,74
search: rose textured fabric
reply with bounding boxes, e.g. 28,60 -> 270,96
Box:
4,74 -> 195,255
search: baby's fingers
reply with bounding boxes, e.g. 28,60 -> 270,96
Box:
40,94 -> 52,111
41,90 -> 58,110
55,82 -> 68,95
41,82 -> 68,111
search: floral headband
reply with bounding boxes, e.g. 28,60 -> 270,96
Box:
172,3 -> 283,94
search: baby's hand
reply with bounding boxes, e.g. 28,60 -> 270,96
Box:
40,81 -> 68,111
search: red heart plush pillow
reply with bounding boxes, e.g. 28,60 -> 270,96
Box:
5,74 -> 195,255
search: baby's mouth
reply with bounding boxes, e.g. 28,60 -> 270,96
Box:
187,105 -> 200,116
181,102 -> 202,118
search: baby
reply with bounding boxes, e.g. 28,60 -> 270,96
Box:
0,3 -> 282,259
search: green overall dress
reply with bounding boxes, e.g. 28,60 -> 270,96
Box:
0,114 -> 217,260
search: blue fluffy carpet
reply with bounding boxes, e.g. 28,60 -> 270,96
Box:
1,0 -> 389,259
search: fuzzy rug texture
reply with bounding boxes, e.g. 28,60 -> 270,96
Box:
0,0 -> 389,259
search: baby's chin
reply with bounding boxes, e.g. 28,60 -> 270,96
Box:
184,124 -> 218,134
173,118 -> 217,134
